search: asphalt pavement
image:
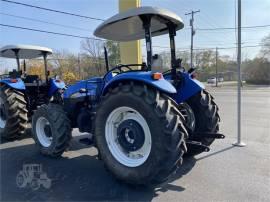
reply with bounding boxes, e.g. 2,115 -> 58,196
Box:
0,86 -> 269,202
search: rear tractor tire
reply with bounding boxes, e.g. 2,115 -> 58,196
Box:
179,90 -> 220,156
95,82 -> 188,185
32,104 -> 72,157
0,84 -> 28,139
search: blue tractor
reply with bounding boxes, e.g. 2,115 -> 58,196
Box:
0,45 -> 65,139
31,7 -> 223,185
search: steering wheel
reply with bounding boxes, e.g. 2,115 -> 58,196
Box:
115,64 -> 132,73
109,64 -> 133,76
103,64 -> 133,82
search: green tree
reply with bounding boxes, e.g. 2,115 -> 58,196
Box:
243,58 -> 270,85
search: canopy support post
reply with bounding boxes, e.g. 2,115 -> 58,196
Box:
140,15 -> 152,70
12,49 -> 20,71
42,51 -> 49,83
23,60 -> 26,73
168,24 -> 177,80
104,46 -> 109,72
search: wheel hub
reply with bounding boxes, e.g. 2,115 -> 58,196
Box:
44,125 -> 52,138
117,120 -> 145,152
105,106 -> 152,167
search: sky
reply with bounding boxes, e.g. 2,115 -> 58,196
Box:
0,0 -> 270,69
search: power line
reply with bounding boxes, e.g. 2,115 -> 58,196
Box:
198,12 -> 233,42
1,23 -> 268,50
1,0 -> 105,21
197,24 -> 270,31
191,44 -> 269,50
0,23 -> 175,47
193,40 -> 263,46
152,44 -> 268,51
0,23 -> 104,41
0,12 -> 92,32
2,0 -> 270,31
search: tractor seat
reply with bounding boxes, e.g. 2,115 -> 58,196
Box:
24,75 -> 39,83
9,70 -> 22,78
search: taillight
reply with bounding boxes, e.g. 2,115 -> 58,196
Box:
152,72 -> 163,80
10,79 -> 18,83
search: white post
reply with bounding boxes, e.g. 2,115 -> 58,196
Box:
233,0 -> 246,147
215,47 -> 218,87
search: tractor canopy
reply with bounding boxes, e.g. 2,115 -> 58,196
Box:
0,45 -> 53,84
0,45 -> 52,59
94,6 -> 184,41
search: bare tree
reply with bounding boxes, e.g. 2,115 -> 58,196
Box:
260,34 -> 270,60
50,50 -> 79,82
80,39 -> 106,76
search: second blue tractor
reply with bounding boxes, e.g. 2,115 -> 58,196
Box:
0,45 -> 65,139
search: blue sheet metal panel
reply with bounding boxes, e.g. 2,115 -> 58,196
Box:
63,77 -> 104,99
0,78 -> 25,90
102,71 -> 176,95
63,80 -> 87,98
164,72 -> 205,103
48,78 -> 66,97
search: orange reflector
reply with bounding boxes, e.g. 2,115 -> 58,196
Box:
152,72 -> 162,80
10,79 -> 18,83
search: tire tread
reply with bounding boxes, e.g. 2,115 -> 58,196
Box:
0,85 -> 28,139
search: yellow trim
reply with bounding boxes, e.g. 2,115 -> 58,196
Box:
119,0 -> 142,66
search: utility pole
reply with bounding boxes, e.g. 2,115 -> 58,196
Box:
215,47 -> 218,87
233,0 -> 246,147
185,10 -> 200,69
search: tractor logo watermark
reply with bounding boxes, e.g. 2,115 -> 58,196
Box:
16,164 -> 51,190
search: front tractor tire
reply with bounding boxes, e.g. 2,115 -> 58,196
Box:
95,83 -> 188,185
179,90 -> 220,156
0,84 -> 28,139
32,104 -> 71,157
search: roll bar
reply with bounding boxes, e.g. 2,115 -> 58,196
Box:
10,49 -> 50,83
139,15 -> 178,80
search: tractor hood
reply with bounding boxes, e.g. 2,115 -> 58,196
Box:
94,6 -> 184,41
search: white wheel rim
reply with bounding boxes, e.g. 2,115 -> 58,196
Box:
36,117 -> 52,147
105,106 -> 152,167
0,97 -> 7,129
